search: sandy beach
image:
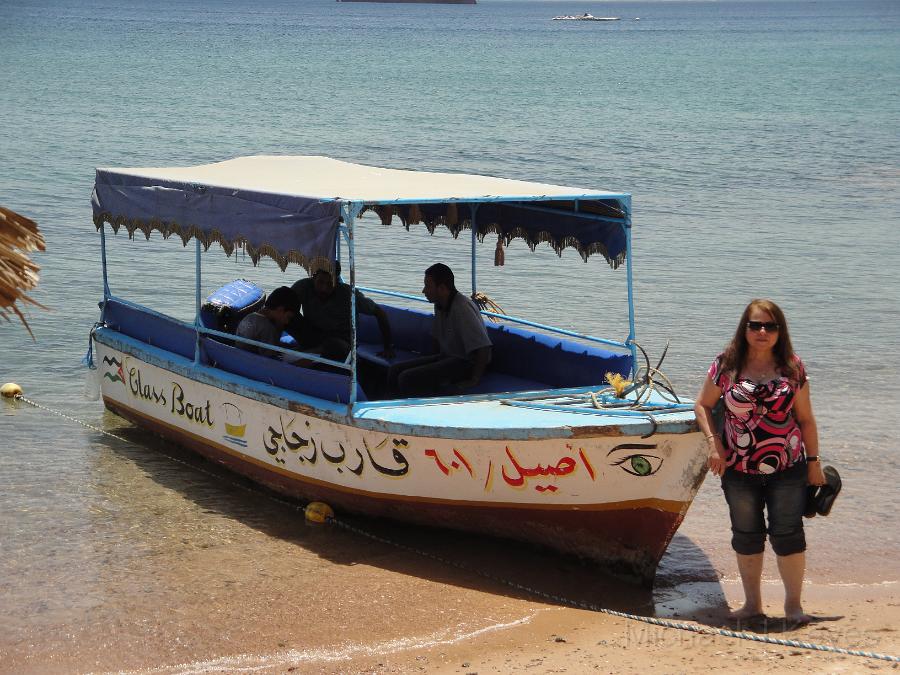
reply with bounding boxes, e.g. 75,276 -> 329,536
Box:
417,584 -> 900,675
1,504 -> 897,674
2,573 -> 897,674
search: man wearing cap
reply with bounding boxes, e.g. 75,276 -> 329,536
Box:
289,261 -> 393,363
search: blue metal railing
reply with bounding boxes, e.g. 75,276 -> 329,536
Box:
317,193 -> 629,209
501,399 -> 692,417
355,286 -> 631,353
104,295 -> 351,371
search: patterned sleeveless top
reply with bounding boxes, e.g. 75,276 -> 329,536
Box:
708,353 -> 808,475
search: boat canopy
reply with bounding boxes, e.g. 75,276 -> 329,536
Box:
92,155 -> 630,272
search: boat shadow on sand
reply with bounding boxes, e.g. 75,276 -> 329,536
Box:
96,419 -> 819,633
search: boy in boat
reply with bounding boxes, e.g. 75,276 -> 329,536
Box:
393,263 -> 492,397
288,261 -> 393,364
234,286 -> 299,358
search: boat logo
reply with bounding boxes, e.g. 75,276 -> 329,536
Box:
222,402 -> 247,447
608,443 -> 663,477
102,355 -> 126,385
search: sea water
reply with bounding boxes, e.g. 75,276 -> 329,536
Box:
1,0 -> 898,666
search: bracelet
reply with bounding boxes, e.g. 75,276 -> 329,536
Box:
705,434 -> 716,441
806,456 -> 820,463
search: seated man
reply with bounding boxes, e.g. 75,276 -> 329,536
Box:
394,263 -> 492,397
289,261 -> 393,363
234,286 -> 299,358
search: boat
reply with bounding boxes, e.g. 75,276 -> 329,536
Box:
338,0 -> 475,4
89,156 -> 708,586
552,13 -> 620,21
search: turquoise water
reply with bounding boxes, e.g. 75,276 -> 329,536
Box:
2,0 -> 899,665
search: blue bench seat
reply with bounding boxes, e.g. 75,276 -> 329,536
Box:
102,299 -> 364,403
104,293 -> 631,403
356,343 -> 422,369
356,303 -> 632,396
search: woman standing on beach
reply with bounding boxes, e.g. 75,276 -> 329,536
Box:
695,299 -> 826,626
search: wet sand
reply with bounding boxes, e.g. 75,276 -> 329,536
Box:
2,413 -> 897,674
2,572 -> 897,674
1,506 -> 897,674
418,584 -> 900,675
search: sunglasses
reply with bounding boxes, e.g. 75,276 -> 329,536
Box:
746,321 -> 779,332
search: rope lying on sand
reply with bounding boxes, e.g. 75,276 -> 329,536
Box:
9,392 -> 900,665
331,518 -> 900,663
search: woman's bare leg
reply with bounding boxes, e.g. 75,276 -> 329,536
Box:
777,551 -> 812,624
732,552 -> 765,618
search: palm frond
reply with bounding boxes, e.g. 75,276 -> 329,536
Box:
0,206 -> 47,337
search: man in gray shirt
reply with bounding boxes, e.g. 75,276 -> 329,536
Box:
395,263 -> 492,397
235,286 -> 299,358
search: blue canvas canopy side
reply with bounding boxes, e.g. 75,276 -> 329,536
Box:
91,168 -> 341,272
369,199 -> 628,268
90,156 -> 631,270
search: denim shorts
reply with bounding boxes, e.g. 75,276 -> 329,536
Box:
721,461 -> 807,556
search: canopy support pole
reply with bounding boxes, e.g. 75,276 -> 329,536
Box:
622,197 -> 638,376
99,224 -> 111,321
470,204 -> 479,294
337,223 -> 351,279
344,201 -> 364,412
194,239 -> 202,365
335,227 -> 341,272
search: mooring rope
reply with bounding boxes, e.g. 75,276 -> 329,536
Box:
329,518 -> 900,663
10,392 -> 900,665
499,341 -> 691,438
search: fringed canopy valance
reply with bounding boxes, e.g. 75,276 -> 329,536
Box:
367,198 -> 628,268
91,156 -> 630,270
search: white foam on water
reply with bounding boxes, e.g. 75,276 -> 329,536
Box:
816,580 -> 898,588
96,610 -> 548,675
717,577 -> 899,587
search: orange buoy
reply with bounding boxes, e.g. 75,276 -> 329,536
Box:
305,502 -> 334,524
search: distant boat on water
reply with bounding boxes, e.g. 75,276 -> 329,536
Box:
339,0 -> 475,3
552,13 -> 620,21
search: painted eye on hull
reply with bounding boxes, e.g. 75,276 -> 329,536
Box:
612,454 -> 663,477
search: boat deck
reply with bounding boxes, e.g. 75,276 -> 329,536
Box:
354,389 -> 697,439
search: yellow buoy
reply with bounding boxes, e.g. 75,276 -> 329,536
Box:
305,501 -> 334,524
1,382 -> 23,398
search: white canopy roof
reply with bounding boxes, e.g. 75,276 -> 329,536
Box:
99,155 -> 626,203
92,155 -> 631,271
